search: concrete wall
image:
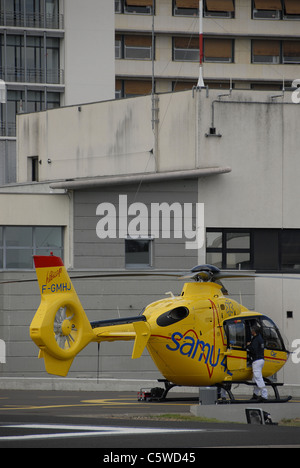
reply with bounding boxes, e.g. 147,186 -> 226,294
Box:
17,95 -> 156,183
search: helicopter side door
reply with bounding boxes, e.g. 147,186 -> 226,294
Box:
223,318 -> 250,372
223,315 -> 287,374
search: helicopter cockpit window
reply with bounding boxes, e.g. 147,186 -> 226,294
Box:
225,316 -> 286,352
226,321 -> 246,349
260,317 -> 284,351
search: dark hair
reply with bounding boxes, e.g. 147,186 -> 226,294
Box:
251,325 -> 260,335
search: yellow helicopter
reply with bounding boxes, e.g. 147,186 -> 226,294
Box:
30,255 -> 291,403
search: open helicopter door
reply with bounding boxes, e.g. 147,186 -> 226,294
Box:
223,318 -> 250,372
223,315 -> 288,374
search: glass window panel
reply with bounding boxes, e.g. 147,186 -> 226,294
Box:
124,46 -> 152,60
125,239 -> 151,267
226,321 -> 246,348
226,252 -> 250,270
35,226 -> 62,248
6,226 -> 32,247
46,37 -> 59,83
281,230 -> 300,270
0,226 -> 2,244
36,247 -> 62,257
174,48 -> 199,62
261,318 -> 284,351
6,249 -> 33,269
206,251 -> 222,269
46,91 -> 60,109
206,231 -> 222,249
226,232 -> 250,249
253,229 -> 279,271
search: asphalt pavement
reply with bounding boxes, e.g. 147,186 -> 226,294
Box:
0,389 -> 299,449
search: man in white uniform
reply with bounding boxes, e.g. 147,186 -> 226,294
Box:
247,325 -> 268,402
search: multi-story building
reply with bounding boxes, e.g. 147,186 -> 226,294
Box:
0,0 -> 115,184
115,0 -> 300,97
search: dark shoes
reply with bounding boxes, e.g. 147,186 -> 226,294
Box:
250,394 -> 268,402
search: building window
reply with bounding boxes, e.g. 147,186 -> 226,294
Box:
206,230 -> 251,270
206,228 -> 300,272
252,40 -> 300,64
252,40 -> 280,63
252,0 -> 300,20
173,0 -> 198,17
0,0 -> 62,29
204,38 -> 234,63
204,0 -> 235,18
252,0 -> 282,19
173,0 -> 235,18
115,79 -> 153,98
283,0 -> 300,18
0,226 -> 64,269
282,41 -> 300,64
0,32 -> 63,85
115,0 -> 154,15
125,238 -> 153,268
1,89 -> 60,137
173,37 -> 199,62
116,35 -> 153,61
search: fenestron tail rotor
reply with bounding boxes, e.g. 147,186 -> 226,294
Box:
53,307 -> 77,350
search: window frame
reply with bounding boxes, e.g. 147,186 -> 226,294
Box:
204,0 -> 235,19
115,0 -> 155,16
116,35 -> 154,61
0,225 -> 64,270
206,228 -> 251,270
204,38 -> 234,63
206,228 -> 300,273
125,237 -> 153,269
251,39 -> 300,64
252,0 -> 300,20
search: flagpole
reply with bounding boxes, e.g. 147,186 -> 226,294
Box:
197,0 -> 205,88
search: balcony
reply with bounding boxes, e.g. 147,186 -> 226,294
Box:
0,67 -> 65,85
0,12 -> 64,30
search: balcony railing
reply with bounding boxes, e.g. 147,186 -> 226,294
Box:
0,67 -> 65,85
0,12 -> 64,29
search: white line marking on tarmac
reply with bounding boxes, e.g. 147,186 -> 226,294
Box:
0,423 -> 215,442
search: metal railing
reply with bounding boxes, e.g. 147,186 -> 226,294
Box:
0,12 -> 64,29
0,67 -> 64,85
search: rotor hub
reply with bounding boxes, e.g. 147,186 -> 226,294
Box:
61,319 -> 72,336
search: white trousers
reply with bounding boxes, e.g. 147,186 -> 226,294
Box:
252,359 -> 268,399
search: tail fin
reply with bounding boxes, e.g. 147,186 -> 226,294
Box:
30,255 -> 94,376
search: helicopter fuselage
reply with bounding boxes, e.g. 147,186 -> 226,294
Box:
139,282 -> 289,387
30,256 -> 289,387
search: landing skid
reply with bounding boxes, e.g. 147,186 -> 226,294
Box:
137,379 -> 197,402
137,378 -> 292,403
217,379 -> 292,404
